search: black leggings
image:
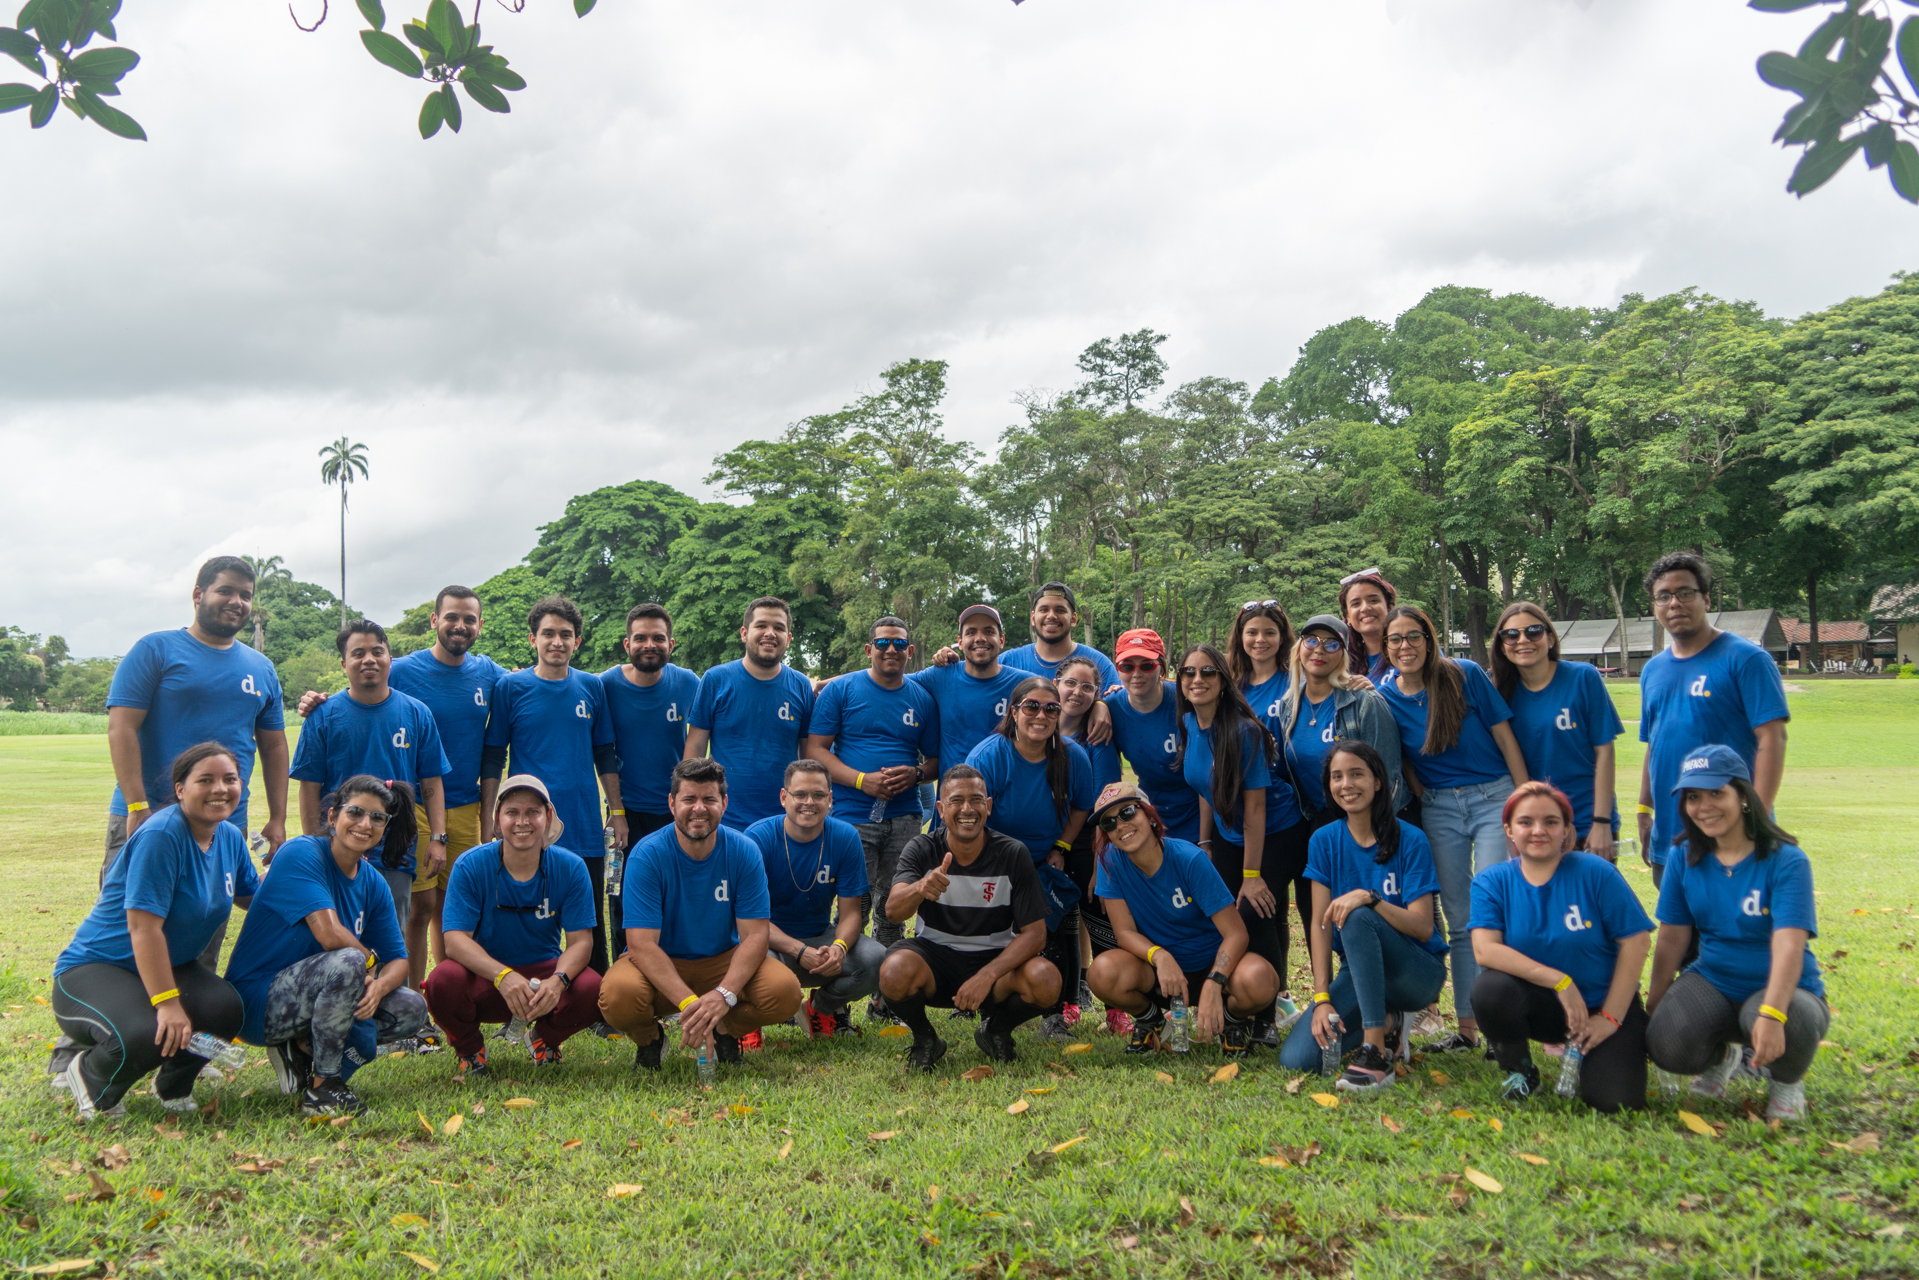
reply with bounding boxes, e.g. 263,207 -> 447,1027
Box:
1471,970 -> 1648,1113
1265,819 -> 1314,985
1646,973 -> 1828,1085
53,961 -> 244,1110
1211,834 -> 1303,1015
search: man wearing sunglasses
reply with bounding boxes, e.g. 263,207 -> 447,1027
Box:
1002,582 -> 1123,693
1635,553 -> 1788,886
427,775 -> 601,1074
806,618 -> 940,986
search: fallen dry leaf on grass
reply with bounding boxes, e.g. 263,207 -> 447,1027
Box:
1462,1168 -> 1503,1194
1285,1076 -> 1304,1095
1449,1108 -> 1474,1120
927,1184 -> 941,1202
502,1098 -> 537,1110
875,1025 -> 912,1038
1117,1235 -> 1139,1250
329,1116 -> 353,1129
1381,1115 -> 1403,1134
1049,1136 -> 1089,1154
417,1112 -> 434,1139
728,1103 -> 756,1117
63,1171 -> 114,1204
1061,1043 -> 1093,1055
1210,1062 -> 1239,1084
142,1189 -> 165,1202
961,1066 -> 995,1082
442,1115 -> 463,1137
1256,1156 -> 1289,1167
1310,1093 -> 1340,1108
1154,1071 -> 1175,1084
1262,1141 -> 1322,1169
776,1139 -> 793,1161
1677,1110 -> 1718,1138
1024,1088 -> 1053,1095
152,1125 -> 186,1141
391,1213 -> 428,1228
1177,1197 -> 1196,1227
1829,1132 -> 1882,1154
23,1261 -> 96,1277
1518,1153 -> 1549,1166
868,1130 -> 900,1140
1429,1071 -> 1451,1086
1005,1100 -> 1031,1116
605,1184 -> 643,1199
96,1145 -> 130,1171
1043,1060 -> 1077,1077
560,1138 -> 582,1151
1449,1181 -> 1472,1210
1875,1224 -> 1906,1238
1487,1117 -> 1504,1133
918,1230 -> 940,1247
398,1251 -> 440,1272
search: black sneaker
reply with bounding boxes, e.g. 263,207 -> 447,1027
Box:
1125,1005 -> 1166,1055
974,1021 -> 1018,1063
634,1038 -> 665,1072
264,1041 -> 303,1096
1499,1061 -> 1542,1104
415,1031 -> 446,1055
1076,979 -> 1095,1011
1220,1013 -> 1254,1056
457,1047 -> 489,1079
948,1007 -> 977,1021
714,1034 -> 742,1065
530,1036 -> 563,1068
906,1034 -> 948,1073
1336,1043 -> 1396,1094
1429,1031 -> 1481,1054
867,996 -> 893,1025
299,1076 -> 366,1118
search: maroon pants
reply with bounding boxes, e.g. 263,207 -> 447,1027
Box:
424,957 -> 604,1058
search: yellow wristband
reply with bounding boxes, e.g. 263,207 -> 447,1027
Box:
149,988 -> 180,1007
677,994 -> 700,1012
1312,992 -> 1331,1005
609,809 -> 625,817
1242,869 -> 1260,879
491,968 -> 513,989
831,938 -> 849,952
1145,945 -> 1162,964
1635,804 -> 1654,816
855,772 -> 865,792
1553,974 -> 1573,994
1758,1004 -> 1788,1025
1054,840 -> 1072,852
127,801 -> 149,813
365,951 -> 378,970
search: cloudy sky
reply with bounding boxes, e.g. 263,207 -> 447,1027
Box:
3,0 -> 1913,655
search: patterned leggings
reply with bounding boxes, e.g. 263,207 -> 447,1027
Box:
262,948 -> 428,1079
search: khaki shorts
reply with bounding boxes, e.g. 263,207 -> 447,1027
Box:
412,801 -> 482,892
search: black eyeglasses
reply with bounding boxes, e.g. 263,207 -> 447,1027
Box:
494,854 -> 549,915
1015,699 -> 1062,717
1497,624 -> 1549,643
1653,587 -> 1702,605
1178,665 -> 1221,681
870,637 -> 910,652
1096,803 -> 1143,833
1385,631 -> 1425,648
1301,636 -> 1344,653
339,803 -> 391,827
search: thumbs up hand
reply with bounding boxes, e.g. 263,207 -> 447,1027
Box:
921,852 -> 953,901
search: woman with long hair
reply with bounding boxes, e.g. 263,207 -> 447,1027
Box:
1279,742 -> 1448,1091
1176,643 -> 1286,1038
224,775 -> 429,1117
1376,604 -> 1530,1051
1489,601 -> 1624,860
1337,569 -> 1397,681
53,743 -> 257,1121
1645,746 -> 1826,1122
965,675 -> 1096,1040
1084,784 -> 1278,1056
1469,782 -> 1652,1111
1052,653 -> 1123,1031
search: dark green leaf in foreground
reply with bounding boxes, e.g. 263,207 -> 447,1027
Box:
0,80 -> 35,112
67,45 -> 136,83
356,0 -> 386,31
1889,139 -> 1919,201
27,80 -> 54,127
73,82 -> 141,137
1788,131 -> 1867,194
440,79 -> 460,132
361,29 -> 423,78
459,72 -> 509,113
418,84 -> 443,138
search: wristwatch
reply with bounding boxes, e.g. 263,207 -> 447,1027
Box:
429,833 -> 449,845
1206,971 -> 1230,988
1365,890 -> 1381,909
715,986 -> 738,1009
554,971 -> 573,988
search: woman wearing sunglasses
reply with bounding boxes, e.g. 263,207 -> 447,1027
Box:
1044,654 -> 1124,1035
1084,784 -> 1278,1055
53,743 -> 258,1122
1338,569 -> 1398,681
1488,602 -> 1623,861
223,775 -> 428,1118
1376,605 -> 1530,1053
1275,615 -> 1408,827
964,676 -> 1096,866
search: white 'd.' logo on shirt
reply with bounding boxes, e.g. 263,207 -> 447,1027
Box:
1741,889 -> 1764,917
666,703 -> 680,723
778,702 -> 796,723
535,897 -> 555,920
902,708 -> 919,727
1381,873 -> 1398,897
354,911 -> 365,934
1171,887 -> 1192,909
392,726 -> 411,749
575,699 -> 591,719
995,698 -> 1009,718
1320,724 -> 1334,744
473,688 -> 487,707
816,866 -> 832,886
241,674 -> 259,697
715,880 -> 731,902
1689,675 -> 1711,698
1564,904 -> 1592,931
1555,708 -> 1576,730
1163,733 -> 1177,756
225,871 -> 235,897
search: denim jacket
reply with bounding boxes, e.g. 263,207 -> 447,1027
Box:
1276,683 -> 1409,815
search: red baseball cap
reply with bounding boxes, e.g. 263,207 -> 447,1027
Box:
1114,628 -> 1165,663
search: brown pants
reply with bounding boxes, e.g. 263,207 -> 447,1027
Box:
598,947 -> 802,1046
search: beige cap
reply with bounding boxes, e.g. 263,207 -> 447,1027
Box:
494,773 -> 564,848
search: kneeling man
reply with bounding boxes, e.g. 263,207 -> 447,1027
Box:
746,760 -> 884,1041
878,764 -> 1058,1071
600,759 -> 803,1071
425,775 -> 602,1075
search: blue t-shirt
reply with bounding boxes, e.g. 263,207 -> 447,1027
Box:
57,805 -> 260,975
1303,819 -> 1448,957
106,629 -> 285,830
389,649 -> 506,810
289,689 -> 451,877
810,671 -> 941,820
907,664 -> 1027,774
441,842 -> 599,969
599,664 -> 701,816
1002,643 -> 1121,691
1639,632 -> 1790,866
223,834 -> 405,1045
689,661 -> 815,831
1378,660 -> 1514,790
1468,852 -> 1652,1007
745,815 -> 868,938
485,668 -> 617,866
1068,727 -> 1123,797
623,824 -> 772,959
1655,843 -> 1823,1003
1287,689 -> 1341,813
964,734 -> 1096,861
1093,837 -> 1236,972
1180,713 -> 1295,844
1103,685 -> 1198,840
1505,662 -> 1624,839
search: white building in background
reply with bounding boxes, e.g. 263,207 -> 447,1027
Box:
1552,610 -> 1790,676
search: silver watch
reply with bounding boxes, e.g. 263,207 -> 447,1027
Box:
715,985 -> 738,1009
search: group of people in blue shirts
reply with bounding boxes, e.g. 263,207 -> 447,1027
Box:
49,551 -> 1824,1125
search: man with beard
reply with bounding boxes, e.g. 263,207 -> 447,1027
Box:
481,597 -> 624,974
908,606 -> 1028,773
55,557 -> 291,1085
1002,583 -> 1122,691
290,619 -> 451,942
685,597 -> 815,833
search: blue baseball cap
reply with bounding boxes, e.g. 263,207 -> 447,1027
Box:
1669,743 -> 1751,797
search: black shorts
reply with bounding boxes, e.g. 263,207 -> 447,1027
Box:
891,938 -> 998,1007
1155,968 -> 1213,1003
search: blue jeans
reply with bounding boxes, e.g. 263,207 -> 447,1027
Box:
1279,908 -> 1448,1072
1418,776 -> 1513,1021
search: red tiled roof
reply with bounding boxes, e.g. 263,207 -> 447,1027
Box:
1777,618 -> 1871,644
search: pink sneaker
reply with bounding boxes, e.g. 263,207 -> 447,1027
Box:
1105,1008 -> 1133,1036
739,1030 -> 763,1052
1062,1004 -> 1082,1028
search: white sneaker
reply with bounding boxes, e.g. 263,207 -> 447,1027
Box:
63,1055 -> 125,1122
1688,1043 -> 1742,1100
158,1093 -> 199,1113
1764,1078 -> 1808,1121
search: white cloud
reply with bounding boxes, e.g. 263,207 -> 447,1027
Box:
1,0 -> 1910,653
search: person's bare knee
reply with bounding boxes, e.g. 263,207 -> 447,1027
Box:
1087,951 -> 1151,1013
1226,954 -> 1278,1015
879,952 -> 933,1001
1015,957 -> 1061,1007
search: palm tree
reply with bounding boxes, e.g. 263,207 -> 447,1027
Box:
317,439 -> 370,628
240,555 -> 291,652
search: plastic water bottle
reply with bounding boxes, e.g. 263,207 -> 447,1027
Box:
603,825 -> 622,897
501,978 -> 540,1045
1555,1043 -> 1584,1098
1166,997 -> 1191,1052
1656,1067 -> 1684,1099
696,1038 -> 716,1085
868,791 -> 889,823
184,1032 -> 248,1069
1320,1012 -> 1343,1077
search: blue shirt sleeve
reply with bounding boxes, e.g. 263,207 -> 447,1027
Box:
1580,664 -> 1624,747
833,826 -> 870,897
1189,846 -> 1237,917
441,854 -> 485,935
623,846 -> 666,931
1303,824 -> 1336,888
792,679 -> 815,739
558,856 -> 599,932
1468,864 -> 1507,934
255,667 -> 286,732
484,679 -> 514,750
1394,825 -> 1442,902
417,708 -> 450,779
106,635 -> 163,710
1463,659 -> 1513,728
1654,860 -> 1695,927
361,876 -> 407,962
1093,854 -> 1118,900
1241,725 -> 1272,790
1736,646 -> 1791,730
288,707 -> 326,783
689,671 -> 720,734
810,679 -> 846,740
1594,858 -> 1654,939
231,841 -> 261,901
1067,742 -> 1095,810
589,680 -> 616,750
121,825 -> 183,918
734,848 -> 772,920
919,690 -> 943,765
1769,847 -> 1818,935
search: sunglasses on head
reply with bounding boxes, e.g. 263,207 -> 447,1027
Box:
339,803 -> 391,827
1096,802 -> 1143,832
1015,699 -> 1062,717
1117,658 -> 1160,674
1301,635 -> 1344,653
870,637 -> 910,652
1178,664 -> 1221,681
1497,624 -> 1549,643
1240,599 -> 1279,611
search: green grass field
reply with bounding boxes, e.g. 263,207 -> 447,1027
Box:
0,682 -> 1914,1278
